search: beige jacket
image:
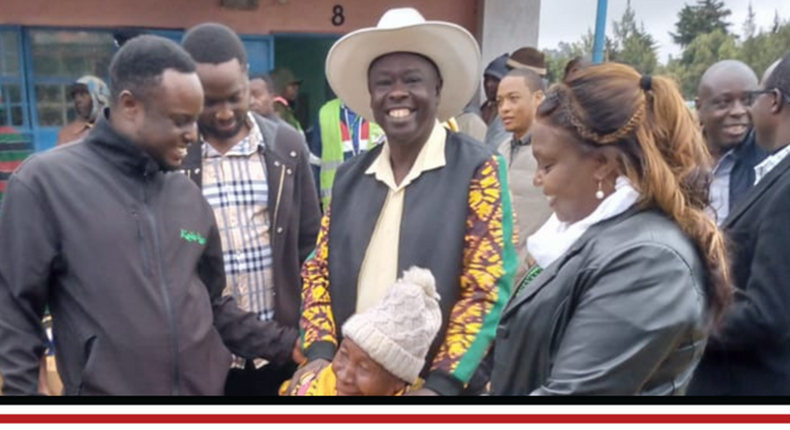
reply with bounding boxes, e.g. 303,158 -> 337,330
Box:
498,135 -> 553,279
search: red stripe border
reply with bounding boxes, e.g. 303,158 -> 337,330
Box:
0,415 -> 788,424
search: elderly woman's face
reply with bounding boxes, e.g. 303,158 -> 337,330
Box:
332,339 -> 406,396
531,119 -> 607,224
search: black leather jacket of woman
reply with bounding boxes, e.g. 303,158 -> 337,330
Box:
491,208 -> 709,395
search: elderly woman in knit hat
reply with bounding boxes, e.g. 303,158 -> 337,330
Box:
282,267 -> 442,396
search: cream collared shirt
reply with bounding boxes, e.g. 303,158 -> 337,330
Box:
355,121 -> 447,312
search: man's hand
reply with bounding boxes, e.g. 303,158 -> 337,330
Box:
292,339 -> 306,365
285,358 -> 330,394
37,356 -> 51,396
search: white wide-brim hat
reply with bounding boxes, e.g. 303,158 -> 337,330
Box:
325,7 -> 481,123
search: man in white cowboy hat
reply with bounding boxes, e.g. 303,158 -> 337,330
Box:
297,7 -> 518,396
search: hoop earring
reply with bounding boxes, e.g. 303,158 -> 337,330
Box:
595,181 -> 605,200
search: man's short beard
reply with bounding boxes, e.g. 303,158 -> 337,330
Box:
201,121 -> 245,140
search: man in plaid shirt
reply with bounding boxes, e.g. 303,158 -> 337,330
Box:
182,24 -> 321,396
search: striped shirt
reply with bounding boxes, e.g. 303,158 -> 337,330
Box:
201,114 -> 273,368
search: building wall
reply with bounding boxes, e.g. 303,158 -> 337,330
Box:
0,0 -> 479,36
2,0 -> 541,151
478,0 -> 541,75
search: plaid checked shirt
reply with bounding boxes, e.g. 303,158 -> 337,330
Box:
201,114 -> 274,369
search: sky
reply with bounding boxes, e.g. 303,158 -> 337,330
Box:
538,0 -> 790,63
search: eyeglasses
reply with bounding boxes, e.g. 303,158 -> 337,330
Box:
744,89 -> 790,106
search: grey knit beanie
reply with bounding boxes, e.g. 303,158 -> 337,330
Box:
341,267 -> 442,384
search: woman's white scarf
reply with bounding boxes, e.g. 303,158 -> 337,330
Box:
527,176 -> 641,269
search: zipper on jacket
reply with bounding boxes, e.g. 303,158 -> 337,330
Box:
142,172 -> 182,395
132,209 -> 153,278
272,164 -> 286,234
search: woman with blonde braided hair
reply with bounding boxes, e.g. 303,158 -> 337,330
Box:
490,63 -> 732,395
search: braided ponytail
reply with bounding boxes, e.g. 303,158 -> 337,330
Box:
636,75 -> 732,327
539,63 -> 732,328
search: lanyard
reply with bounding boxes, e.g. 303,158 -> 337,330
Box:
343,106 -> 362,154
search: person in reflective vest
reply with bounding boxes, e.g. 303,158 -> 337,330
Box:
309,98 -> 384,210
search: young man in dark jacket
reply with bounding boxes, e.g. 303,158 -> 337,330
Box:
181,23 -> 321,396
0,36 -> 298,396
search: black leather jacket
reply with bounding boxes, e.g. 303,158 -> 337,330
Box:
491,209 -> 709,395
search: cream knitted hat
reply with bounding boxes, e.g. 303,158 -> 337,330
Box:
341,267 -> 442,384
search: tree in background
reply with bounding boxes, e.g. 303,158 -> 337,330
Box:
612,0 -> 658,74
742,2 -> 756,40
544,1 -> 657,84
543,0 -> 788,99
544,30 -> 594,84
662,29 -> 738,98
738,16 -> 790,82
772,10 -> 782,33
671,0 -> 732,47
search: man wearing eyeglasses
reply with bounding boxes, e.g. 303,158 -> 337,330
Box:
695,60 -> 766,225
689,54 -> 790,396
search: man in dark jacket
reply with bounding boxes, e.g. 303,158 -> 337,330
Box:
689,52 -> 790,395
0,36 -> 297,396
695,60 -> 766,224
181,23 -> 321,396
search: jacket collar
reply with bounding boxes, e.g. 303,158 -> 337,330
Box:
511,133 -> 532,148
724,148 -> 790,228
84,109 -> 160,177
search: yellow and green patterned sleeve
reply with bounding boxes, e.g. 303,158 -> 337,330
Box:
299,207 -> 338,361
426,155 -> 518,395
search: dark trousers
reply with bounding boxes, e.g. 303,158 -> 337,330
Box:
224,360 -> 298,396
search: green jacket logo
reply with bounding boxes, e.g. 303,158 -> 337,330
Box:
180,229 -> 206,246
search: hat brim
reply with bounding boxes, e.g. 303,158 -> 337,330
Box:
505,59 -> 547,76
326,21 -> 480,123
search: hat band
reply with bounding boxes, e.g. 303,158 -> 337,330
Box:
506,58 -> 547,75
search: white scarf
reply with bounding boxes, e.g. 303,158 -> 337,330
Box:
527,176 -> 641,269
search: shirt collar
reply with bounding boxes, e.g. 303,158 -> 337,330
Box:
202,112 -> 264,158
512,133 -> 532,146
365,120 -> 447,191
341,104 -> 359,126
712,149 -> 736,175
754,143 -> 790,185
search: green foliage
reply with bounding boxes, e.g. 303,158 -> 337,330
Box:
738,14 -> 790,79
742,2 -> 756,40
542,1 -> 788,100
543,1 -> 658,84
544,30 -> 593,84
671,0 -> 732,47
610,1 -> 658,74
676,29 -> 739,96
